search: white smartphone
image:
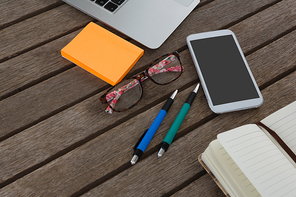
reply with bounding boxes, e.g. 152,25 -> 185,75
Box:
187,29 -> 263,113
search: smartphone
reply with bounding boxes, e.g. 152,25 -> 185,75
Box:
187,29 -> 263,113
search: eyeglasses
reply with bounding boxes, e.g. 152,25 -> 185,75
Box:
100,51 -> 184,114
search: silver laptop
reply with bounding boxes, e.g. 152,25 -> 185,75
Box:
63,0 -> 200,49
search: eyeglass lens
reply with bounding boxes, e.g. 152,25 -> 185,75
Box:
148,54 -> 182,84
105,53 -> 182,113
106,78 -> 143,112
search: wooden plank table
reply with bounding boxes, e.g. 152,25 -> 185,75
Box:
0,0 -> 295,196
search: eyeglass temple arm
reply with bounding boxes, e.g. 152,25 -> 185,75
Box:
106,78 -> 144,103
149,66 -> 183,76
147,54 -> 183,76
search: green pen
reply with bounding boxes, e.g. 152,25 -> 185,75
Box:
158,83 -> 200,157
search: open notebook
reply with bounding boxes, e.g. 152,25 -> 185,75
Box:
199,101 -> 296,197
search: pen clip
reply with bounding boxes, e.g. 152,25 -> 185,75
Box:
133,129 -> 148,151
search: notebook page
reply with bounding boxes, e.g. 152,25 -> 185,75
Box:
203,147 -> 239,196
209,140 -> 260,197
261,101 -> 296,154
218,124 -> 296,197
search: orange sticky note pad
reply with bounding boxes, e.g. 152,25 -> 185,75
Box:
61,22 -> 144,85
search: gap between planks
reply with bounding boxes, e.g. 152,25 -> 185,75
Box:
69,65 -> 296,196
0,1 -> 64,30
0,0 -> 295,193
0,0 -> 213,100
0,0 -> 286,103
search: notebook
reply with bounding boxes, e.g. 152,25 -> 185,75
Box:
62,0 -> 200,49
199,101 -> 296,197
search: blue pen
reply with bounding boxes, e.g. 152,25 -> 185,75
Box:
131,90 -> 178,165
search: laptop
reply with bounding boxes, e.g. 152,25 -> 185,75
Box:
63,0 -> 200,49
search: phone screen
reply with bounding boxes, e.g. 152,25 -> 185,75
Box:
190,35 -> 260,106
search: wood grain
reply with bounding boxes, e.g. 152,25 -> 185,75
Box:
229,0 -> 296,54
0,4 -> 92,62
0,0 -> 62,28
0,0 -> 289,140
0,26 -> 295,195
0,0 -> 295,196
80,72 -> 296,197
171,174 -> 225,197
0,50 -> 202,183
0,30 -> 79,99
0,0 -> 280,99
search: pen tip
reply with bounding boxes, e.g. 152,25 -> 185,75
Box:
193,83 -> 200,93
170,90 -> 178,99
131,155 -> 138,165
158,148 -> 165,157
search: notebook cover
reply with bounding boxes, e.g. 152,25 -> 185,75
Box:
198,154 -> 230,196
61,22 -> 144,85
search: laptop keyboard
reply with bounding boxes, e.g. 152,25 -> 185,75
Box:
90,0 -> 126,13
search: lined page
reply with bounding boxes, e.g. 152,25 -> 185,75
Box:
209,140 -> 261,197
261,101 -> 296,154
218,124 -> 296,197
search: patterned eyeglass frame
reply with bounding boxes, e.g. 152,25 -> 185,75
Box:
100,51 -> 184,114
